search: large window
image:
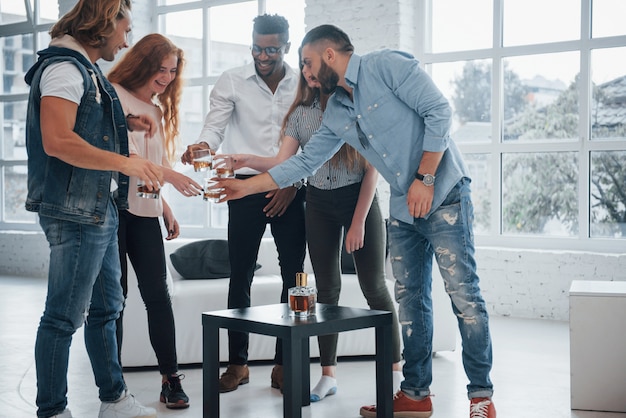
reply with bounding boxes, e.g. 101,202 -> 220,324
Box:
426,0 -> 626,251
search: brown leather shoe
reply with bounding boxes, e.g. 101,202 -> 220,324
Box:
270,365 -> 283,393
219,364 -> 249,393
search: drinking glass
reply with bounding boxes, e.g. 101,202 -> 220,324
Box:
192,148 -> 213,172
203,174 -> 223,203
214,155 -> 235,178
137,137 -> 160,199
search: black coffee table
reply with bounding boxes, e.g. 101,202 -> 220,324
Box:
202,303 -> 393,418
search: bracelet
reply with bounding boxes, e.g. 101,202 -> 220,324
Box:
126,114 -> 138,132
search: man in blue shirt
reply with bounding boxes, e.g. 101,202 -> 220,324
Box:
214,24 -> 495,418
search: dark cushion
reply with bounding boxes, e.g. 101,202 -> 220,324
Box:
170,239 -> 260,279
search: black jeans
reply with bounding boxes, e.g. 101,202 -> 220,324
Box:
117,210 -> 178,375
226,187 -> 306,365
306,183 -> 402,365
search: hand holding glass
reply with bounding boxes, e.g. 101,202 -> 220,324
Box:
137,138 -> 160,199
214,155 -> 235,178
203,175 -> 223,203
192,149 -> 212,172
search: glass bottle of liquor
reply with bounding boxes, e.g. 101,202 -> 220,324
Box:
288,272 -> 316,318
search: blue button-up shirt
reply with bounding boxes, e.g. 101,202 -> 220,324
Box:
269,49 -> 470,223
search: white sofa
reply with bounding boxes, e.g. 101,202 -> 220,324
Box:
120,237 -> 458,368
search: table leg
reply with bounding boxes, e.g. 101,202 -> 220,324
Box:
301,337 -> 310,406
282,335 -> 303,418
203,323 -> 220,418
375,323 -> 393,418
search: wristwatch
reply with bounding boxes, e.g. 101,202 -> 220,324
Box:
292,180 -> 304,190
415,172 -> 435,186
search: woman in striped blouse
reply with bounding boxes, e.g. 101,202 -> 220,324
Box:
222,55 -> 403,402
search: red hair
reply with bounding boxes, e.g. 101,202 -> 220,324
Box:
108,33 -> 185,163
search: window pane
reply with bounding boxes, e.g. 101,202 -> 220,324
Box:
503,0 -> 580,46
265,0 -> 305,69
0,2 -> 28,24
161,175 -> 206,229
591,47 -> 626,141
3,165 -> 35,223
1,100 -> 27,160
2,34 -> 32,94
209,2 -> 257,76
34,0 -> 58,23
431,60 -> 492,143
590,151 -> 626,238
162,10 -> 203,78
465,153 -> 492,234
431,0 -> 492,52
503,52 -> 579,142
178,85 -> 206,154
210,200 -> 228,229
502,152 -> 578,236
38,30 -> 50,53
592,0 -> 626,38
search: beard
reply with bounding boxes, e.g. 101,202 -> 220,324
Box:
317,60 -> 339,94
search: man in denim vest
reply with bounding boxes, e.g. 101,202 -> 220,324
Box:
212,24 -> 496,418
24,1 -> 162,417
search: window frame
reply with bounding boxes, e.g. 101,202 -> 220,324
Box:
415,0 -> 626,252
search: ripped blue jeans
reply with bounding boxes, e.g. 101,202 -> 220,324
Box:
388,178 -> 493,399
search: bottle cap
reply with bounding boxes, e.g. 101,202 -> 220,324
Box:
295,272 -> 308,287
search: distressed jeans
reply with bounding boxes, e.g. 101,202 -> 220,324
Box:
36,199 -> 126,417
388,178 -> 493,399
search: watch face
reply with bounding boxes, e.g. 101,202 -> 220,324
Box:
423,174 -> 435,186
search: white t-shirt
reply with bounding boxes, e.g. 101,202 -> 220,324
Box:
113,83 -> 168,218
40,61 -> 118,192
40,62 -> 84,103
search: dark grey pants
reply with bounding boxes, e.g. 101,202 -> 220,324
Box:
306,183 -> 402,366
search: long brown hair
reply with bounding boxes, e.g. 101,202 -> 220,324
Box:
281,51 -> 365,171
50,0 -> 131,48
108,33 -> 185,163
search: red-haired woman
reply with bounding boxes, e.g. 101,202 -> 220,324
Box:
108,33 -> 201,409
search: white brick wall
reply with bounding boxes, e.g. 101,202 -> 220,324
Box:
305,0 -> 417,53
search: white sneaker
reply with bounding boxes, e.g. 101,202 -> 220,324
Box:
98,391 -> 156,418
52,409 -> 73,418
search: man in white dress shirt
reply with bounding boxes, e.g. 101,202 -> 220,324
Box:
181,13 -> 306,394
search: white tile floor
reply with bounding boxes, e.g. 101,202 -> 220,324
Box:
2,275 -> 625,418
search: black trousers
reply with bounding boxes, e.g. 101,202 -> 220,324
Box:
226,187 -> 306,365
117,209 -> 178,375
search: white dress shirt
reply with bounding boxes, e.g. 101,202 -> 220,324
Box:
196,62 -> 298,175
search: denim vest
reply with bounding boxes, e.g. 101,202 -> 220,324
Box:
24,46 -> 129,225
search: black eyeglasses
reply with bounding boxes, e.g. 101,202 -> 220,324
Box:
251,44 -> 285,56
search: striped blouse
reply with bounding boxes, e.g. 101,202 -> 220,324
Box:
284,96 -> 365,190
